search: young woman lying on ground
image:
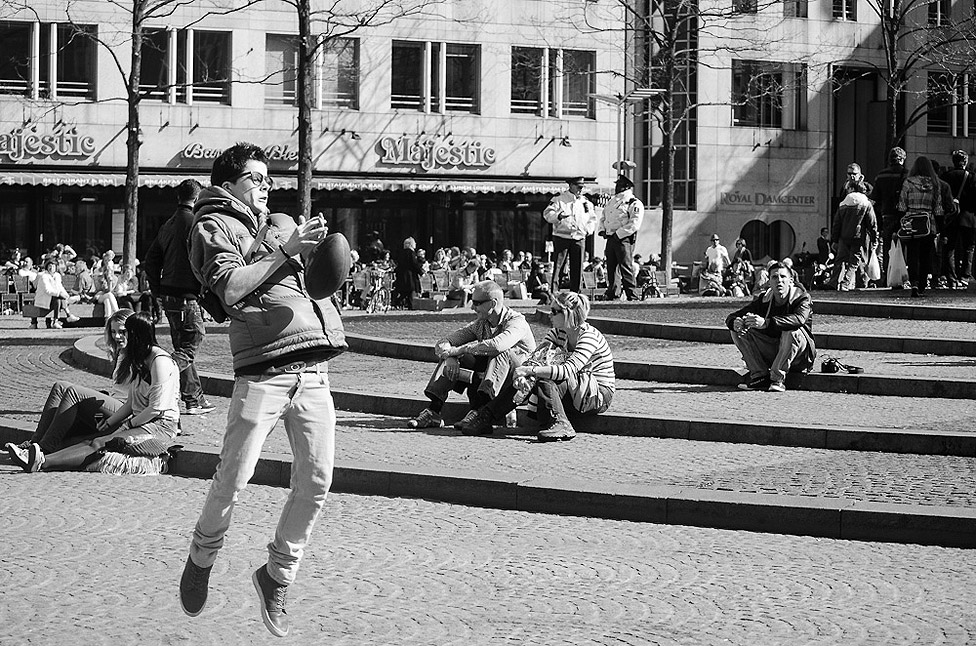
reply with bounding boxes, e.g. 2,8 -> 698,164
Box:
9,311 -> 181,475
5,309 -> 134,460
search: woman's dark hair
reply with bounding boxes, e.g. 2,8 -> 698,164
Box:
115,311 -> 160,385
909,156 -> 940,185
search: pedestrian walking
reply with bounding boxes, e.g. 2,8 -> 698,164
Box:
144,179 -> 215,415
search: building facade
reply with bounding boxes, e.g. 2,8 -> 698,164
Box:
625,0 -> 976,264
0,1 -> 624,263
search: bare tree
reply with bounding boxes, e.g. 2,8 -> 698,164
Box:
555,0 -> 780,279
0,0 -> 260,268
278,0 -> 451,219
848,0 -> 976,152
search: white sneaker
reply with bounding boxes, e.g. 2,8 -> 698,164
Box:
52,321 -> 63,329
65,314 -> 80,323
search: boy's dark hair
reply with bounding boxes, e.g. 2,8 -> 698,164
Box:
211,142 -> 268,186
768,262 -> 789,275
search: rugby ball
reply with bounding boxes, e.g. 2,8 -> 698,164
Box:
305,232 -> 352,299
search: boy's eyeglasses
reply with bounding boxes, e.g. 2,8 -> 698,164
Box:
471,297 -> 491,305
231,170 -> 275,189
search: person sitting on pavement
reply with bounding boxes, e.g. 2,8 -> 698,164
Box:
513,291 -> 615,442
525,260 -> 552,305
10,311 -> 180,475
4,310 -> 135,462
408,280 -> 536,435
726,262 -> 816,393
31,258 -> 81,329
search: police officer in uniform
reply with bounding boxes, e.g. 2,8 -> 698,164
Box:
543,176 -> 597,293
599,175 -> 645,300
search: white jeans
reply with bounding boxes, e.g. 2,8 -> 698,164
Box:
189,367 -> 335,586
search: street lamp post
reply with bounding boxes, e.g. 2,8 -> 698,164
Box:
589,88 -> 664,174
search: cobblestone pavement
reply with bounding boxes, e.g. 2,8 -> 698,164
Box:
1,468 -> 974,646
3,337 -> 976,508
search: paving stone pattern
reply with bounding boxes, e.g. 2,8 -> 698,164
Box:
3,338 -> 976,508
1,468 -> 975,645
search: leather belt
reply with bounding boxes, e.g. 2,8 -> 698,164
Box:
258,360 -> 325,376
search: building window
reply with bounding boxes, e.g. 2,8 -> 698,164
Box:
265,34 -> 298,105
391,40 -> 479,114
832,0 -> 856,20
733,0 -> 758,13
925,71 -> 976,136
139,28 -> 230,104
510,47 -> 596,118
0,21 -> 97,100
928,0 -> 950,25
511,47 -> 543,114
321,37 -> 359,109
741,219 -> 796,260
732,59 -> 806,129
0,22 -> 32,96
556,50 -> 596,118
192,31 -> 231,103
783,0 -> 808,18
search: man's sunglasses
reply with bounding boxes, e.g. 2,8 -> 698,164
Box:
471,297 -> 492,305
230,170 -> 275,189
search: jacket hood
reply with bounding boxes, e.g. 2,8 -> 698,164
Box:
840,191 -> 871,208
193,186 -> 261,233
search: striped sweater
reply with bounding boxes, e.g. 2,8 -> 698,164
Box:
543,323 -> 615,394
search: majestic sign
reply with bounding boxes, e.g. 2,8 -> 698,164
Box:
720,190 -> 817,209
0,126 -> 96,162
378,135 -> 496,172
182,142 -> 298,162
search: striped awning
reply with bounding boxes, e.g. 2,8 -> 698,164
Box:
0,170 -> 570,194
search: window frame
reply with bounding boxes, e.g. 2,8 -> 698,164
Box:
391,40 -> 480,114
731,59 -> 806,130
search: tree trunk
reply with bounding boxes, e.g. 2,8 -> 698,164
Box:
296,0 -> 314,221
661,113 -> 674,292
124,5 -> 144,269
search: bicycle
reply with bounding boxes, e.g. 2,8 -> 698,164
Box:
363,268 -> 394,314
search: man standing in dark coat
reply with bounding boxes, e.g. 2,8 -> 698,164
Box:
869,147 -> 909,284
144,178 -> 214,415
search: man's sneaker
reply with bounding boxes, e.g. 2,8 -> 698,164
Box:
768,381 -> 787,392
185,399 -> 216,415
179,556 -> 213,617
26,443 -> 44,472
65,314 -> 80,323
252,565 -> 290,637
5,444 -> 29,469
459,407 -> 495,436
452,408 -> 479,430
51,321 -> 63,329
737,375 -> 770,391
537,419 -> 576,442
407,408 -> 444,429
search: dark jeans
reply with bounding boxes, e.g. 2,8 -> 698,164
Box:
902,235 -> 935,290
424,351 -> 522,419
945,226 -> 976,282
162,296 -> 206,406
604,235 -> 638,299
551,236 -> 585,293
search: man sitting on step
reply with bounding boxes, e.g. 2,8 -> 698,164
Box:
726,262 -> 816,392
407,280 -> 536,436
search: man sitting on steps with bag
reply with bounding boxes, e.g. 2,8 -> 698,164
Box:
726,262 -> 816,393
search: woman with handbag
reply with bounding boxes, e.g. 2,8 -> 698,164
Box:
897,156 -> 943,297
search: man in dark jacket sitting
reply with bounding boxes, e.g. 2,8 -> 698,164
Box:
725,262 -> 816,392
